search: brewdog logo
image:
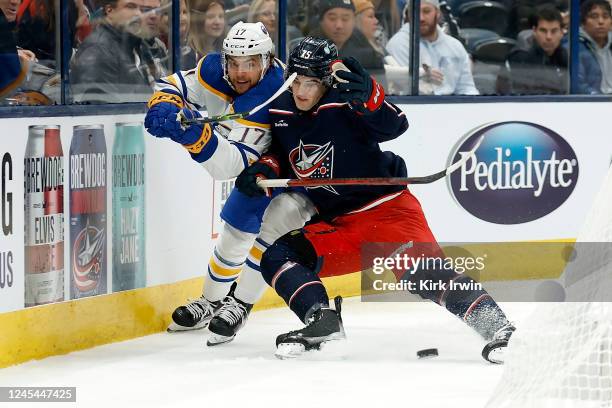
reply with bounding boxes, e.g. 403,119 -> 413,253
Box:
448,121 -> 579,224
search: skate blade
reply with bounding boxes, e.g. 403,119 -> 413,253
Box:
483,341 -> 507,364
486,347 -> 506,364
166,321 -> 209,333
275,334 -> 347,360
275,342 -> 308,360
207,333 -> 236,346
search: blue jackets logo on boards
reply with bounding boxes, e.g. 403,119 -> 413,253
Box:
448,121 -> 579,224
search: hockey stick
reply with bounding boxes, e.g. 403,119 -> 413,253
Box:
179,72 -> 298,127
258,135 -> 484,188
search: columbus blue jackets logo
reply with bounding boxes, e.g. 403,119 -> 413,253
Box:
72,220 -> 105,293
289,141 -> 337,194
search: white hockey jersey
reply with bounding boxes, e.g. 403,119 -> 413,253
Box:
153,53 -> 285,179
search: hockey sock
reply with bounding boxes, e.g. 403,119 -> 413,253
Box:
268,261 -> 329,322
203,224 -> 257,302
234,238 -> 270,305
261,231 -> 327,322
204,248 -> 243,301
403,269 -> 509,341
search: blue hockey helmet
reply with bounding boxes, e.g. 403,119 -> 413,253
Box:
286,37 -> 338,87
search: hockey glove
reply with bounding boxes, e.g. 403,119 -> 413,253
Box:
145,102 -> 180,138
145,90 -> 184,137
236,156 -> 281,197
334,57 -> 385,115
159,108 -> 214,154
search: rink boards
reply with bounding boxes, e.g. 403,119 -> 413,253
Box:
0,102 -> 610,367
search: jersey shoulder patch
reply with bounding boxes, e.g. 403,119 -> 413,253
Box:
197,53 -> 235,102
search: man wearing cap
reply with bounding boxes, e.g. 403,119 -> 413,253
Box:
386,0 -> 478,95
310,0 -> 384,71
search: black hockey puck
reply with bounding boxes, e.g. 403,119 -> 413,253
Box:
417,348 -> 438,359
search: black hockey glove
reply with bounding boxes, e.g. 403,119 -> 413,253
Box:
236,156 -> 281,197
334,57 -> 385,115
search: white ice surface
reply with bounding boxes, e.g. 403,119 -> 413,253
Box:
0,299 -> 536,408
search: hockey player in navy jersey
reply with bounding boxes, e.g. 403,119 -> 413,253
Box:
236,37 -> 515,361
144,21 -> 287,345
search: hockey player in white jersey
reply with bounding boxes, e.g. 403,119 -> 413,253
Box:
144,21 -> 286,344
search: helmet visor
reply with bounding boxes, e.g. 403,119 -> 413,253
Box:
226,55 -> 263,73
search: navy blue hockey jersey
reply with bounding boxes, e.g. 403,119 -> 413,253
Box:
269,89 -> 409,218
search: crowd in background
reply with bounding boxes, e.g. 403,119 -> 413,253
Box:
1,0 -> 612,104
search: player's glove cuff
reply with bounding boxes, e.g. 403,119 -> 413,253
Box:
363,78 -> 384,113
257,156 -> 281,178
147,91 -> 184,109
183,123 -> 213,154
236,156 -> 281,197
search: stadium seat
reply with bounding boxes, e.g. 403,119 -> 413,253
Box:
464,31 -> 516,95
461,28 -> 501,52
472,37 -> 516,63
456,1 -> 510,36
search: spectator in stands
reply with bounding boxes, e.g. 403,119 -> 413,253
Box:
248,0 -> 276,37
1,0 -> 37,64
386,0 -> 478,95
140,0 -> 169,75
189,0 -> 226,58
70,0 -> 161,103
159,0 -> 196,68
371,0 -> 399,38
1,0 -> 27,100
574,0 -> 612,94
16,0 -> 91,64
310,0 -> 384,70
248,0 -> 302,54
496,5 -> 567,95
354,0 -> 385,59
508,0 -> 567,37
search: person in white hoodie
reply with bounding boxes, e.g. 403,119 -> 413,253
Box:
385,0 -> 478,95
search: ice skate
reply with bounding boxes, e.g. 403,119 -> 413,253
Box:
275,296 -> 346,359
482,322 -> 516,364
167,296 -> 221,332
207,287 -> 253,346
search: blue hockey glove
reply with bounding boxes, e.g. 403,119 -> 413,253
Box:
158,108 -> 214,155
334,57 -> 385,115
145,102 -> 180,137
236,156 -> 281,197
145,90 -> 184,137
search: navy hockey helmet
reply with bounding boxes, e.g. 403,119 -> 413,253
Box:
286,37 -> 338,87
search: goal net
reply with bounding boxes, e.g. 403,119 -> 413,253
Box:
487,166 -> 612,408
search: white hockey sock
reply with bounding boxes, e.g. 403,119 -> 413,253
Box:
203,224 -> 257,302
234,238 -> 270,305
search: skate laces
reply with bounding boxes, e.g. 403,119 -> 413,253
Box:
216,296 -> 248,326
185,296 -> 213,319
494,322 -> 516,341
